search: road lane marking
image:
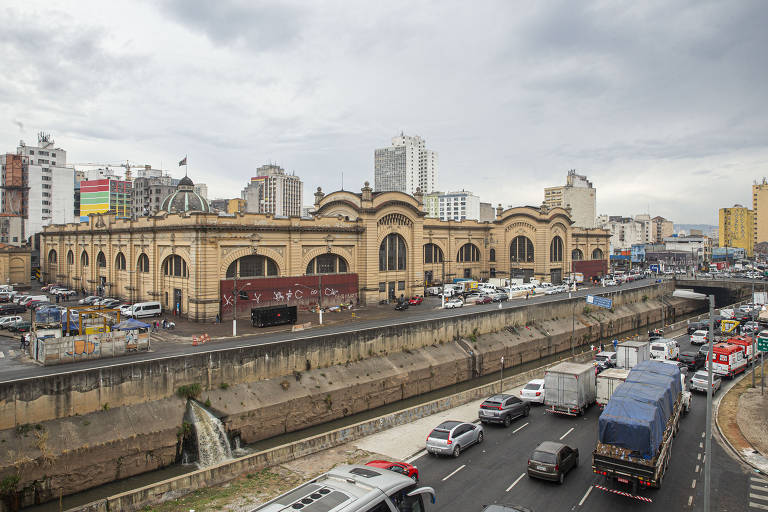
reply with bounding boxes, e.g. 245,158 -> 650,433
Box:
750,492 -> 768,502
753,485 -> 768,491
506,473 -> 525,492
513,422 -> 529,433
442,465 -> 465,481
699,442 -> 703,449
578,486 -> 593,506
695,464 -> 699,473
701,431 -> 705,438
560,427 -> 574,440
697,453 -> 701,461
753,476 -> 768,485
691,479 -> 696,488
405,450 -> 427,463
688,496 -> 693,507
750,502 -> 768,511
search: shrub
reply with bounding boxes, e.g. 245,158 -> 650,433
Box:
204,398 -> 212,408
219,382 -> 230,390
176,383 -> 202,399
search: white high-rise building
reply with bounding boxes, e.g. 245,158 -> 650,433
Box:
424,190 -> 481,221
374,133 -> 438,194
241,164 -> 303,217
12,134 -> 74,238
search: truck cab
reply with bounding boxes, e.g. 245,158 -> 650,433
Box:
708,343 -> 747,378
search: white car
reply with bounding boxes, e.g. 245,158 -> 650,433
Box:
604,279 -> 618,286
690,330 -> 708,345
0,315 -> 23,329
520,379 -> 545,403
444,298 -> 464,309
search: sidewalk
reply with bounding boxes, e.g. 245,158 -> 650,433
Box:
717,363 -> 768,474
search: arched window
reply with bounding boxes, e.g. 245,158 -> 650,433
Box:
457,243 -> 480,263
489,248 -> 496,262
66,250 -> 74,265
550,236 -> 563,262
163,255 -> 189,278
81,251 -> 89,267
592,248 -> 604,260
306,254 -> 348,274
571,249 -> 583,261
96,251 -> 107,268
115,252 -> 126,270
423,243 -> 444,264
510,236 -> 534,262
225,255 -> 278,278
137,254 -> 150,273
47,249 -> 57,264
379,233 -> 407,271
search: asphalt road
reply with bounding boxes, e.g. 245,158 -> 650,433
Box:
411,331 -> 752,512
0,279 -> 662,383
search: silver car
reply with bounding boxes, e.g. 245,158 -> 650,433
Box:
425,420 -> 484,457
689,370 -> 721,394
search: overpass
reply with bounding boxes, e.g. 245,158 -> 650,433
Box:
674,277 -> 760,306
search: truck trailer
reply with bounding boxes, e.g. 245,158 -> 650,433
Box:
596,368 -> 630,408
615,340 -> 650,369
544,362 -> 596,416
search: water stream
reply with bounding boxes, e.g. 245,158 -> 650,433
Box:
187,400 -> 232,467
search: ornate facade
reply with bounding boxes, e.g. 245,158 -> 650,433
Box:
41,181 -> 609,321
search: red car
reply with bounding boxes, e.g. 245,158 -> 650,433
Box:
365,460 -> 419,481
409,296 -> 423,305
477,296 -> 493,304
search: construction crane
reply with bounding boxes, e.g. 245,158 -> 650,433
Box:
69,160 -> 150,181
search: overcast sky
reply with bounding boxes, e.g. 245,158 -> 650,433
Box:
2,1 -> 766,224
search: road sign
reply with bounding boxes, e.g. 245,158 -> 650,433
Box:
649,264 -> 660,273
586,294 -> 613,309
758,337 -> 768,352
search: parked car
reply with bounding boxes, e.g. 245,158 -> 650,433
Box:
690,330 -> 709,345
689,369 -> 722,394
527,441 -> 579,484
679,350 -> 706,371
0,304 -> 26,315
476,296 -> 493,305
463,293 -> 482,305
408,296 -> 423,305
0,316 -> 23,329
79,296 -> 100,305
444,298 -> 463,309
478,393 -> 530,426
8,321 -> 31,333
519,379 -> 546,404
425,420 -> 484,457
394,301 -> 409,311
604,279 -> 618,286
54,289 -> 77,297
594,351 -> 617,370
364,460 -> 419,481
491,291 -> 509,302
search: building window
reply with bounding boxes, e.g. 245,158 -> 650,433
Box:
163,255 -> 190,277
81,251 -> 89,267
115,252 -> 126,270
97,251 -> 107,268
489,248 -> 496,262
137,253 -> 150,273
550,236 -> 564,263
225,255 -> 278,278
379,233 -> 407,271
48,249 -> 57,265
379,282 -> 386,292
510,236 -> 534,262
456,243 -> 480,263
306,254 -> 348,274
398,281 -> 405,290
67,250 -> 74,265
592,248 -> 604,260
423,243 -> 444,264
572,249 -> 583,261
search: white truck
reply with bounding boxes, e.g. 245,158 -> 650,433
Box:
596,368 -> 630,408
544,362 -> 597,416
615,340 -> 650,369
649,338 -> 680,361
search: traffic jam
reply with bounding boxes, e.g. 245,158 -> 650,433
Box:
344,301 -> 766,511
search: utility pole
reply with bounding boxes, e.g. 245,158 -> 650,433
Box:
500,356 -> 504,393
232,271 -> 238,336
704,294 -> 714,512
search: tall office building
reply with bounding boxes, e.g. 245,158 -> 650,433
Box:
543,170 -> 596,228
753,179 -> 768,246
131,176 -> 179,217
241,164 -> 303,217
374,133 -> 438,194
3,133 -> 74,240
719,204 -> 754,257
423,190 -> 481,221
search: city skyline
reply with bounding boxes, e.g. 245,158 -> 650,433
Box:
1,1 -> 766,224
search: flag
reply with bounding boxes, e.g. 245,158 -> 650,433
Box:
178,157 -> 187,166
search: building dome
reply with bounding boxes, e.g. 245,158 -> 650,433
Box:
160,175 -> 210,214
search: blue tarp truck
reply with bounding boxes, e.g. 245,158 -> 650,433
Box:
592,360 -> 684,496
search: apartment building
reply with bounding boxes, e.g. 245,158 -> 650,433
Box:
719,204 -> 754,257
753,179 -> 768,246
544,170 -> 596,228
241,164 -> 303,217
374,133 -> 438,194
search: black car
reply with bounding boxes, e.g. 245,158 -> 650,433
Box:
527,441 -> 579,484
687,321 -> 709,335
394,301 -> 409,311
679,350 -> 705,371
0,304 -> 26,314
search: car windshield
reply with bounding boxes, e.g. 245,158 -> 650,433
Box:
680,353 -> 696,359
429,430 -> 450,440
595,355 -> 608,362
482,400 -> 501,407
694,331 -> 707,336
524,383 -> 541,390
531,451 -> 557,464
693,371 -> 710,380
651,344 -> 666,351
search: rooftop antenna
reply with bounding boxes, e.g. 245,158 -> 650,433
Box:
341,171 -> 344,191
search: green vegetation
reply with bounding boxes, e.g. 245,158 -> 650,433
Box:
219,382 -> 230,390
0,474 -> 19,496
204,398 -> 212,408
176,383 -> 202,399
176,422 -> 192,440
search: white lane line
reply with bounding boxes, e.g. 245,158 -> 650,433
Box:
513,422 -> 529,433
697,453 -> 701,461
699,442 -> 703,449
688,496 -> 693,507
695,464 -> 700,473
753,485 -> 768,491
701,431 -> 705,438
560,427 -> 574,440
0,352 -> 4,359
750,501 -> 768,511
405,450 -> 427,464
578,485 -> 593,506
442,465 -> 465,481
506,473 -> 525,492
753,475 -> 768,484
691,479 -> 696,489
750,492 -> 768,502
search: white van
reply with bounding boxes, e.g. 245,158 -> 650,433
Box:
649,338 -> 679,361
129,301 -> 162,318
20,295 -> 47,305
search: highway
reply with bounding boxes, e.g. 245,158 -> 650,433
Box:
0,279 -> 662,383
409,331 -> 753,512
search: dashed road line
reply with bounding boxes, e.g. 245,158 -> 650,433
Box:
513,422 -> 529,434
695,464 -> 699,473
560,427 -> 574,440
0,352 -> 4,359
701,431 -> 705,438
699,442 -> 703,449
697,453 -> 701,461
750,493 -> 768,502
688,496 -> 693,507
506,473 -> 525,492
578,485 -> 593,506
691,479 -> 696,489
442,465 -> 465,481
753,484 -> 768,491
750,502 -> 768,511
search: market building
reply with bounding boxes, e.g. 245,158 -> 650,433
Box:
40,179 -> 610,322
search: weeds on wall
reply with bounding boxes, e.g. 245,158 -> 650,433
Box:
176,383 -> 202,399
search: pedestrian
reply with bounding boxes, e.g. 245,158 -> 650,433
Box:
525,292 -> 529,300
215,313 -> 220,324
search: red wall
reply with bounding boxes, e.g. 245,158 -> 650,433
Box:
219,274 -> 359,318
572,260 -> 608,281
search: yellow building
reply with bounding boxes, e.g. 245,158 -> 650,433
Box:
227,198 -> 246,214
0,243 -> 32,286
753,180 -> 768,246
41,179 -> 610,321
719,205 -> 754,257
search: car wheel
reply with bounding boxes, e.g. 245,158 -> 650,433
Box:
452,445 -> 461,458
574,456 -> 579,468
503,415 -> 512,427
523,406 -> 530,417
411,474 -> 418,482
477,431 -> 484,444
558,472 -> 565,485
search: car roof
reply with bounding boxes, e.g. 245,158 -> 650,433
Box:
436,420 -> 463,430
484,394 -> 513,401
534,441 -> 565,453
527,378 -> 545,385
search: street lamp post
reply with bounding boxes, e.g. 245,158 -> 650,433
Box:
674,289 -> 714,512
295,279 -> 323,325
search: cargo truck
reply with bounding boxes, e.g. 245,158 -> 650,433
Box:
544,362 -> 596,416
615,340 -> 650,369
592,360 -> 684,495
596,368 -> 630,408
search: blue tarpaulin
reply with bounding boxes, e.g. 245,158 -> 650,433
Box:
598,395 -> 666,459
114,318 -> 150,331
632,360 -> 682,396
611,381 -> 673,423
